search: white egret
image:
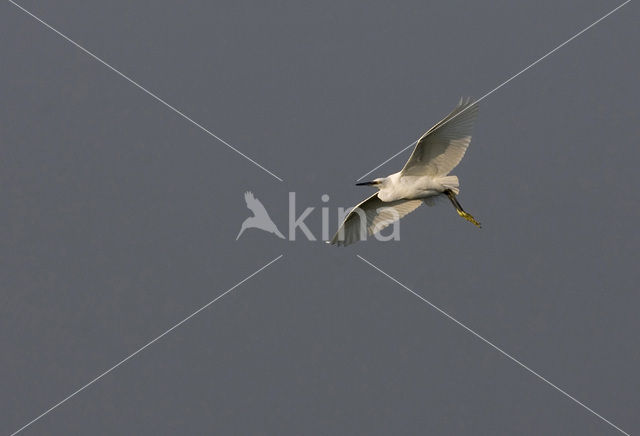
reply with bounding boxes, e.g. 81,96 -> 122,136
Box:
330,98 -> 481,246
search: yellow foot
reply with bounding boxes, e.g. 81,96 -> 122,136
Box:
457,210 -> 482,228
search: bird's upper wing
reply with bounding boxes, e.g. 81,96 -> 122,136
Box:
401,98 -> 479,177
330,193 -> 423,246
244,191 -> 269,217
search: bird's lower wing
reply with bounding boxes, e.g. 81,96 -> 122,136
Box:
329,193 -> 423,246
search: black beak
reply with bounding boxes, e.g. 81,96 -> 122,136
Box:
356,181 -> 376,186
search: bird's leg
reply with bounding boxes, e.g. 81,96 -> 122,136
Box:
444,189 -> 482,228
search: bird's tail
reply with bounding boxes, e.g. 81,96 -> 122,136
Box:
272,228 -> 286,239
438,175 -> 460,195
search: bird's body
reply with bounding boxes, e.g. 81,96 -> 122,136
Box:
374,172 -> 459,202
330,98 -> 481,246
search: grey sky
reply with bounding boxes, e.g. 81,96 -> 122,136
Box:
1,0 -> 639,435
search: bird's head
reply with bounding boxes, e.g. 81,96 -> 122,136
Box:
356,177 -> 385,187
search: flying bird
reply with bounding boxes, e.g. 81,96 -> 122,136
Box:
330,98 -> 481,246
237,191 -> 285,240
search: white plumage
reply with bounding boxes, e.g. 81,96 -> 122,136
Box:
402,97 -> 479,177
330,98 -> 481,246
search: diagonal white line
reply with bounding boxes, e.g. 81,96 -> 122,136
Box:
9,254 -> 284,436
356,0 -> 631,181
8,0 -> 284,182
356,254 -> 630,436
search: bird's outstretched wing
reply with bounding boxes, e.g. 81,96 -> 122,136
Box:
330,193 -> 423,246
244,191 -> 269,218
401,98 -> 479,177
